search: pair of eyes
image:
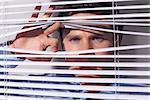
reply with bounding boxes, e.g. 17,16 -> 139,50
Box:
69,36 -> 104,43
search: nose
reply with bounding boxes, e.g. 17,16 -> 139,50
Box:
82,39 -> 93,50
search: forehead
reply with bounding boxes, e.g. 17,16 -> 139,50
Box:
62,12 -> 113,37
71,13 -> 98,17
68,12 -> 112,28
69,12 -> 103,20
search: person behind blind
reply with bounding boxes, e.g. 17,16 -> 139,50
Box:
1,2 -> 147,100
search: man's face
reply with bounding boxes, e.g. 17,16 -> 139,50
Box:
63,13 -> 113,55
62,13 -> 114,79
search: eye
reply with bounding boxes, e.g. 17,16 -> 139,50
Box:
69,37 -> 81,43
91,36 -> 104,42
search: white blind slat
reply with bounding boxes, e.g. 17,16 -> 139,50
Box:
0,13 -> 150,23
0,75 -> 149,84
0,61 -> 150,67
0,89 -> 149,100
1,22 -> 150,30
0,54 -> 150,58
64,23 -> 150,36
1,19 -> 149,26
0,25 -> 47,39
0,81 -> 149,93
1,5 -> 150,16
0,44 -> 150,55
66,22 -> 150,26
0,0 -> 134,9
0,68 -> 150,76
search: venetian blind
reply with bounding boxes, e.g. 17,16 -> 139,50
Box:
0,0 -> 150,100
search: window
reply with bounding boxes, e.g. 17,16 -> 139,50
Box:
0,0 -> 150,99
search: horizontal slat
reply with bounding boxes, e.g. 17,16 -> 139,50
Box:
1,21 -> 150,30
0,61 -> 150,67
0,88 -> 103,99
2,19 -> 149,26
1,19 -> 149,26
0,0 -> 134,9
0,54 -> 150,59
65,19 -> 150,22
0,89 -> 149,100
0,13 -> 150,23
1,44 -> 150,55
99,19 -> 150,22
0,22 -> 50,29
0,0 -> 13,2
0,68 -> 150,76
0,81 -> 149,92
0,75 -> 149,84
0,24 -> 47,39
65,23 -> 150,36
0,95 -> 63,100
1,5 -> 150,16
0,95 -> 43,100
67,21 -> 150,26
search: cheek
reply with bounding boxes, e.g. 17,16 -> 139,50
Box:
64,42 -> 87,62
93,40 -> 112,55
64,42 -> 83,51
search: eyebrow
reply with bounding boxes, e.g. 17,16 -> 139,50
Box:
65,34 -> 81,39
65,30 -> 104,39
90,33 -> 103,37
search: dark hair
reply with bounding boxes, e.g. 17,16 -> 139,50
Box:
58,2 -> 112,16
58,2 -> 123,30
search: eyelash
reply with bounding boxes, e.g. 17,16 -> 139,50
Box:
69,37 -> 81,42
91,36 -> 104,41
69,36 -> 104,42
